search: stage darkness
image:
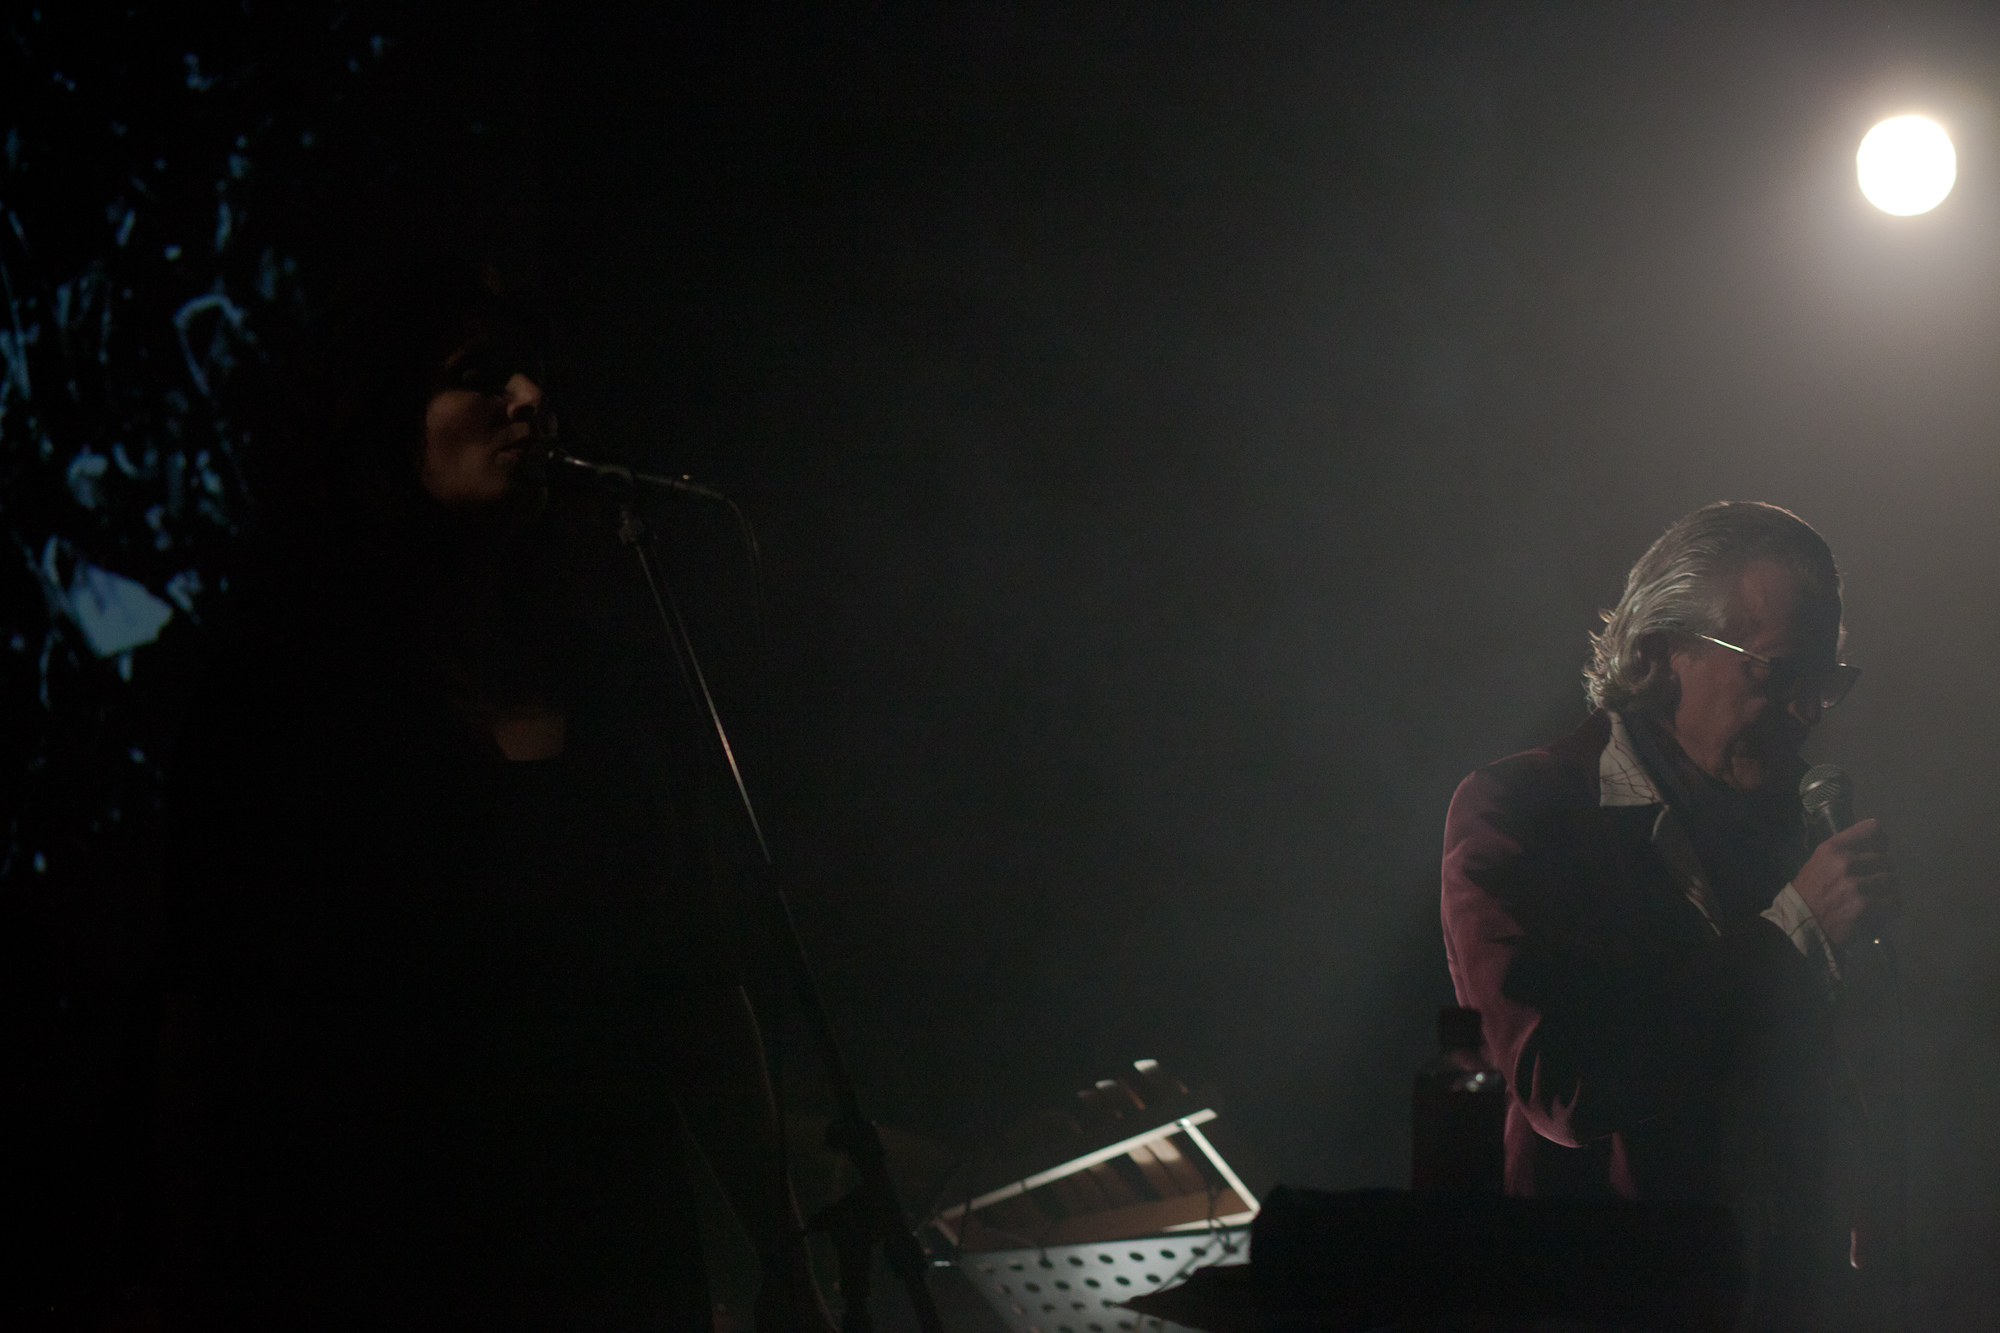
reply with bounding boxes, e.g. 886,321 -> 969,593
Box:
10,3 -> 2000,1326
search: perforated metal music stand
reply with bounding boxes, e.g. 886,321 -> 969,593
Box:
928,1061 -> 1260,1333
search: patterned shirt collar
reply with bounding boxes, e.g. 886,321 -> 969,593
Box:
1599,710 -> 1663,808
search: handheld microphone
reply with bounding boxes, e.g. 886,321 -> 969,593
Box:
1799,763 -> 1855,848
1801,763 -> 1894,953
544,446 -> 729,502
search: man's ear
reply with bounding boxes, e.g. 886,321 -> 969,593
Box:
1638,631 -> 1684,703
1634,631 -> 1667,675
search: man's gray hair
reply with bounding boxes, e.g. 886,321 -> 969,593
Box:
1583,501 -> 1842,714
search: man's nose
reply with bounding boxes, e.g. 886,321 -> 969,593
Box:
1788,694 -> 1824,729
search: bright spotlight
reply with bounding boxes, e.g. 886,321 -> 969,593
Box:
1857,115 -> 1956,215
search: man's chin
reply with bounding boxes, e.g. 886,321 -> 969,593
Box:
1724,745 -> 1806,794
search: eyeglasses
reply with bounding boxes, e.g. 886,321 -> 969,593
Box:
1695,634 -> 1862,710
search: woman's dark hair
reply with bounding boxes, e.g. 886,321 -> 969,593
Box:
266,256 -> 549,543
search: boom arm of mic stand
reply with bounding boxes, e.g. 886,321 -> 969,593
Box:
611,493 -> 944,1333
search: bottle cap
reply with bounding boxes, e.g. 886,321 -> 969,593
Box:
1438,1006 -> 1483,1051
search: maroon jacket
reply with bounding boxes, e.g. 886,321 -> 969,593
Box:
1441,712 -> 1827,1204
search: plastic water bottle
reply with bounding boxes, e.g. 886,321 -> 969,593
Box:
1411,1006 -> 1506,1192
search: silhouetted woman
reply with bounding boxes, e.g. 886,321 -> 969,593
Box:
160,260 -> 824,1331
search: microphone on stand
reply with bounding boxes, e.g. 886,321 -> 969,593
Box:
544,445 -> 730,502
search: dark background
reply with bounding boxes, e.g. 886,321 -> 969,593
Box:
9,1 -> 2000,1326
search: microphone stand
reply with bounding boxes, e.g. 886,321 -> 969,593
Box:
583,459 -> 944,1333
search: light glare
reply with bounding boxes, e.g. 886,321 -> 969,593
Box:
1857,115 -> 1956,215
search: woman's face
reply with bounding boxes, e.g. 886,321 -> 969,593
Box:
420,362 -> 549,510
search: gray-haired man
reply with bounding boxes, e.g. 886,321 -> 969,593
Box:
1442,501 -> 1897,1328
